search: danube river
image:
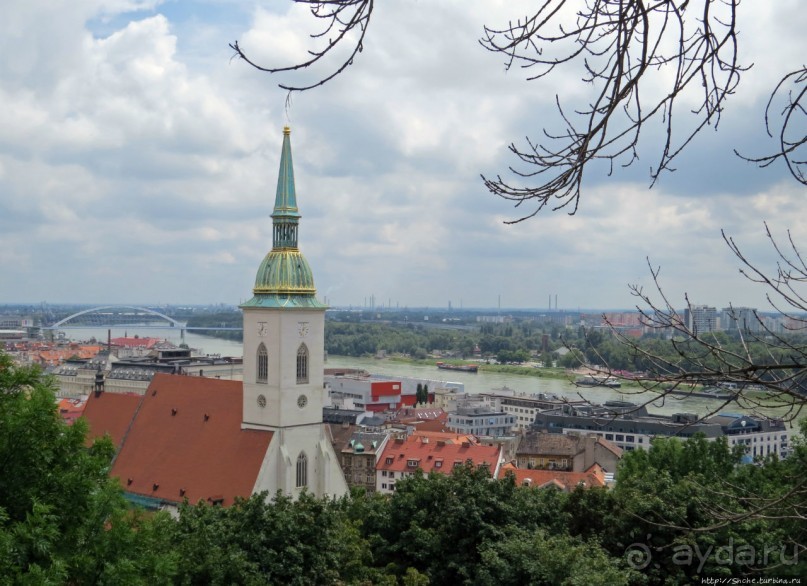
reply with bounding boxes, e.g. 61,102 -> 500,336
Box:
58,326 -> 756,419
325,355 -> 756,418
58,326 -> 242,358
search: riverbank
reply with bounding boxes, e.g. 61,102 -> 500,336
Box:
385,356 -> 570,379
383,356 -> 651,390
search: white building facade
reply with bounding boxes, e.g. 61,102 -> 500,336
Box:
533,402 -> 790,459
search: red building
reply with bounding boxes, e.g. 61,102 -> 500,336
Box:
326,374 -> 432,412
375,433 -> 503,494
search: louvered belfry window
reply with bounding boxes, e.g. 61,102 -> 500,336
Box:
296,344 -> 309,384
257,343 -> 268,383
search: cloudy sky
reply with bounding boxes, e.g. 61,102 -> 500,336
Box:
1,0 -> 805,311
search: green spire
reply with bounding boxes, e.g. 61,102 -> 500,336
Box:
272,126 -> 300,249
241,126 -> 326,309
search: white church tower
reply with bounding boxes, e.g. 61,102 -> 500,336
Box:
242,127 -> 347,498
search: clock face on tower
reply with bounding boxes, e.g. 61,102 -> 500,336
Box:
257,322 -> 268,337
298,322 -> 309,337
257,394 -> 267,408
297,394 -> 308,409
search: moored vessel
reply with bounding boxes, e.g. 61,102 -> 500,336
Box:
436,361 -> 479,373
574,374 -> 621,388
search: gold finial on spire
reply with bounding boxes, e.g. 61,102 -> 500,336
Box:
283,126 -> 291,135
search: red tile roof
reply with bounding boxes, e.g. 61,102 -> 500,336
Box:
408,417 -> 452,433
83,374 -> 273,507
409,431 -> 477,444
83,392 -> 143,449
35,345 -> 103,365
395,407 -> 445,421
377,434 -> 501,475
76,345 -> 103,359
110,337 -> 164,349
37,350 -> 65,365
57,397 -> 88,425
497,462 -> 606,491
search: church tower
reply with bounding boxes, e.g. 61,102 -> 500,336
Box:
241,127 -> 347,498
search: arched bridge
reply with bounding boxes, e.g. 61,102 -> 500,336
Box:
46,306 -> 185,329
44,306 -> 242,332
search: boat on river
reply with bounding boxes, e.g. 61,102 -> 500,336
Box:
665,386 -> 734,400
574,374 -> 621,388
436,361 -> 478,373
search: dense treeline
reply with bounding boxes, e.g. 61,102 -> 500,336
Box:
325,321 -> 565,363
325,322 -> 472,359
185,311 -> 243,342
186,309 -> 807,377
326,320 -> 807,379
2,353 -> 806,584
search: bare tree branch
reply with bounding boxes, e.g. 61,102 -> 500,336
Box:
479,0 -> 745,219
230,0 -> 374,94
735,67 -> 807,186
231,2 -> 804,218
570,226 -> 807,547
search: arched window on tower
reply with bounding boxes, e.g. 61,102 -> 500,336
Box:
296,344 -> 309,384
257,343 -> 268,384
296,452 -> 308,488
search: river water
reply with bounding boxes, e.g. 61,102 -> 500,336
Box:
323,355 -> 750,418
57,326 -> 243,357
58,326 -> 752,419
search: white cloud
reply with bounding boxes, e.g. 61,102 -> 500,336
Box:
0,0 -> 804,311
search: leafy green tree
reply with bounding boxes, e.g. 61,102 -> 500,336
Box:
458,338 -> 475,359
476,527 -> 634,586
603,433 -> 807,582
0,352 -> 177,583
558,348 -> 586,369
373,464 -> 574,584
173,491 -> 372,586
411,347 -> 428,360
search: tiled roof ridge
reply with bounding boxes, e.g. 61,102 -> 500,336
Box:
499,465 -> 607,490
377,436 -> 501,474
595,436 -> 623,456
98,373 -> 273,507
111,391 -> 148,467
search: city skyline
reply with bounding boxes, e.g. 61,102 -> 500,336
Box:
1,2 -> 805,310
1,300 -> 791,319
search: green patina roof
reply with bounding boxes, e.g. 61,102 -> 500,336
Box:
272,126 -> 300,220
241,127 -> 326,309
240,292 -> 327,309
252,250 -> 316,296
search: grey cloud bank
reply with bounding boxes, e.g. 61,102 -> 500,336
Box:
1,1 -> 805,311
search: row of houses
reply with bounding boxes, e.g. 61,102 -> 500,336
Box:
60,373 -> 618,509
56,356 -> 791,488
35,335 -> 790,467
585,307 -> 803,335
5,340 -> 103,366
330,374 -> 792,462
531,400 -> 791,460
45,353 -> 789,509
60,373 -> 617,510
